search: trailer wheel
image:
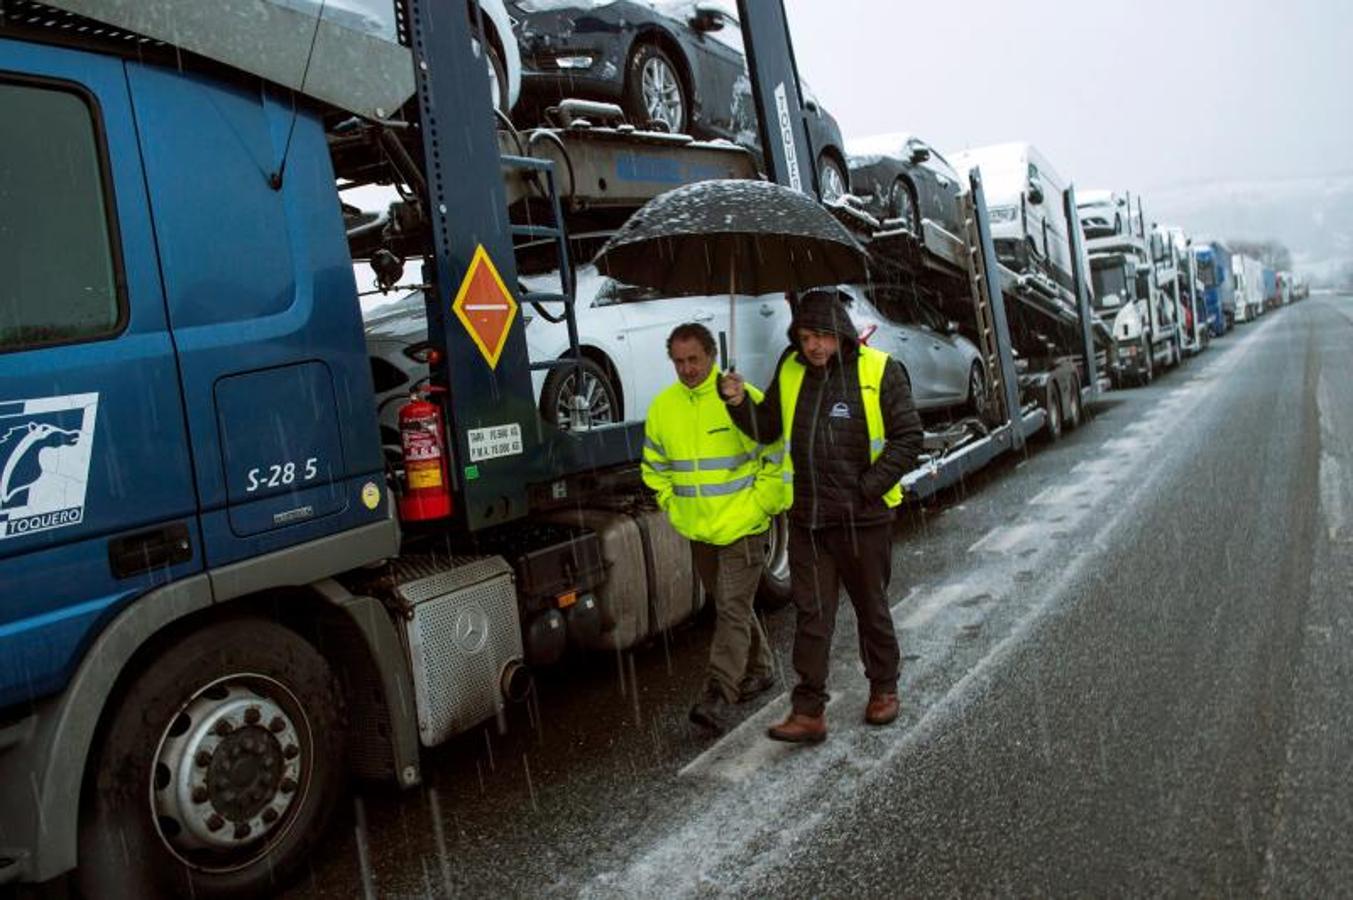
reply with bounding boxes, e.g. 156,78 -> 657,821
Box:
1064,375 -> 1082,430
755,514 -> 792,612
78,619 -> 346,900
1042,382 -> 1063,442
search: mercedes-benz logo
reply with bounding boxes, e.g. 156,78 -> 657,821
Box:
455,604 -> 490,654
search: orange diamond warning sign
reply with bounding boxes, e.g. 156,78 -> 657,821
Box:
451,245 -> 518,369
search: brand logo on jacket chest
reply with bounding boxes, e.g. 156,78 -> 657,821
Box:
829,401 -> 851,419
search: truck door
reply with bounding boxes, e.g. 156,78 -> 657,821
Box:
124,64 -> 386,569
0,41 -> 200,709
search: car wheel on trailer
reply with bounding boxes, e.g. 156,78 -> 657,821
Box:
479,37 -> 509,115
755,514 -> 792,612
1042,381 -> 1062,442
889,177 -> 920,236
817,154 -> 848,204
625,43 -> 687,134
78,619 -> 345,900
541,357 -> 621,429
966,361 -> 988,421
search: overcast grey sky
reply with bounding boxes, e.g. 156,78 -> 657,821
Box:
783,0 -> 1353,192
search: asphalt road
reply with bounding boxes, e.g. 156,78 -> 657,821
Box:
288,294 -> 1353,898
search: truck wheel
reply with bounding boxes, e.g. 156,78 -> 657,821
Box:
1064,375 -> 1082,430
755,514 -> 792,612
1140,339 -> 1154,385
541,357 -> 621,429
1042,382 -> 1062,442
78,619 -> 346,900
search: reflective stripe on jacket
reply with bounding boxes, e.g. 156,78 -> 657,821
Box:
641,368 -> 787,545
777,345 -> 903,509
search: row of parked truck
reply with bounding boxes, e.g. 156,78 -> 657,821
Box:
0,2 -> 1304,896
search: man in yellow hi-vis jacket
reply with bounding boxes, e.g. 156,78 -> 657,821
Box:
642,323 -> 787,735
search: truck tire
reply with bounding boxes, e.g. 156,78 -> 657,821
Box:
78,618 -> 346,900
755,514 -> 792,612
1042,382 -> 1062,442
1140,337 -> 1154,386
1064,374 -> 1082,430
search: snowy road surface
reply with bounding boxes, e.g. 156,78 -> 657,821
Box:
286,294 -> 1353,897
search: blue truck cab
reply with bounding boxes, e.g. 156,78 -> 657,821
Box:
1191,240 -> 1234,336
0,35 -> 400,893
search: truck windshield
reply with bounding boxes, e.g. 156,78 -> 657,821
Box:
1196,256 -> 1217,287
1091,261 -> 1127,308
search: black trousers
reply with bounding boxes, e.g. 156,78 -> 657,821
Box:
788,521 -> 900,716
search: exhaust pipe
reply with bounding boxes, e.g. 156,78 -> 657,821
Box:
500,659 -> 533,703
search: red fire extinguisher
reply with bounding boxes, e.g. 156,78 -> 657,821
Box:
398,390 -> 453,521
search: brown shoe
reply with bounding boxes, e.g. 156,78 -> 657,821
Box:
766,711 -> 827,743
864,692 -> 899,726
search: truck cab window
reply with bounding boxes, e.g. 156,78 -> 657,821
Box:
0,80 -> 122,353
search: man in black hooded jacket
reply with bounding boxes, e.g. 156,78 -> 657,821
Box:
721,288 -> 923,743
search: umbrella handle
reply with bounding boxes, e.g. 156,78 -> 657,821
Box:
727,253 -> 736,372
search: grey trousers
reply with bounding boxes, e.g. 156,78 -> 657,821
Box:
691,533 -> 774,703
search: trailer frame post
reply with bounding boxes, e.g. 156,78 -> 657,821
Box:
1063,185 -> 1100,400
406,0 -> 543,529
969,169 -> 1024,450
737,0 -> 818,195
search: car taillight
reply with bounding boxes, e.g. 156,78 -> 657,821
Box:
406,343 -> 443,367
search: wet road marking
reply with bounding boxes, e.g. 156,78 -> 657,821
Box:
622,316 -> 1284,898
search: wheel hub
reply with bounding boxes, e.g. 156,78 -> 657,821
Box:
152,681 -> 305,864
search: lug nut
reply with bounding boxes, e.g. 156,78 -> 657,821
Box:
244,706 -> 261,725
269,716 -> 286,733
214,719 -> 234,736
206,814 -> 225,833
195,750 -> 212,768
279,778 -> 297,795
262,807 -> 279,824
191,786 -> 209,804
283,744 -> 300,760
234,822 -> 251,839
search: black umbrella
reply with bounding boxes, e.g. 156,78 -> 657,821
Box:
592,179 -> 868,367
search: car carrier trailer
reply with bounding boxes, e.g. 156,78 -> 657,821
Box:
0,0 -> 1104,895
830,171 -> 1107,501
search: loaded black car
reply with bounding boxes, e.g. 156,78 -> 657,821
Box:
506,0 -> 850,199
846,133 -> 966,241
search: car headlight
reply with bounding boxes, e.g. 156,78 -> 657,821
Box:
552,54 -> 596,69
